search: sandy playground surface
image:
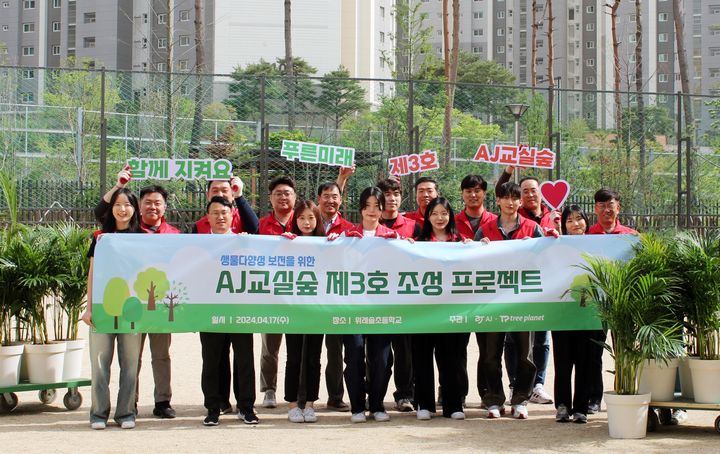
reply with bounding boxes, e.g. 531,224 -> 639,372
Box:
2,325 -> 720,453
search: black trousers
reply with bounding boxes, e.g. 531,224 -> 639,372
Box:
552,330 -> 592,415
587,330 -> 606,404
343,334 -> 392,414
284,334 -> 323,404
200,332 -> 255,412
324,334 -> 345,402
413,333 -> 467,416
478,331 -> 536,407
391,334 -> 414,401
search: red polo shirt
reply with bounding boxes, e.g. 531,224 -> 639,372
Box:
259,211 -> 294,235
587,221 -> 637,235
455,209 -> 498,240
379,213 -> 417,239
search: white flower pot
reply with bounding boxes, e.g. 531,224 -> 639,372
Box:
679,356 -> 694,400
604,391 -> 651,439
0,343 -> 25,387
638,358 -> 679,401
688,358 -> 720,404
62,339 -> 86,380
25,342 -> 67,384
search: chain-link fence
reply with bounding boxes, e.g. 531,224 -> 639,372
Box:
1,64 -> 718,231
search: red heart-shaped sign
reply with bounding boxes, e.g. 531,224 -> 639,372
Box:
539,180 -> 570,211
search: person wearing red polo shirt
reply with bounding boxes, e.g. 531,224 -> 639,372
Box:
257,176 -> 297,409
474,181 -> 544,420
376,177 -> 418,412
403,177 -> 439,228
192,177 -> 259,235
587,188 -> 638,235
94,171 -> 180,419
317,181 -> 353,411
496,168 -> 555,405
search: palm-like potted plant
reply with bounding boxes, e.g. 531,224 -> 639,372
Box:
671,230 -> 720,403
579,234 -> 685,439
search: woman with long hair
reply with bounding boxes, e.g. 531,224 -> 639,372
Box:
81,188 -> 144,430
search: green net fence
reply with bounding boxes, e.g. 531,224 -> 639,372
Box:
1,64 -> 719,231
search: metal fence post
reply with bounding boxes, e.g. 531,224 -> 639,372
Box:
99,67 -> 107,195
676,92 -> 683,229
258,75 -> 268,216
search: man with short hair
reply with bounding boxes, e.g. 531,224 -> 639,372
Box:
496,168 -> 555,405
192,177 -> 259,234
588,188 -> 638,234
475,182 -> 542,420
199,196 -> 258,426
258,176 -> 297,409
403,177 -> 439,228
94,172 -> 179,418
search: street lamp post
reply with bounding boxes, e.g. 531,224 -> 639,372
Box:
506,103 -> 529,184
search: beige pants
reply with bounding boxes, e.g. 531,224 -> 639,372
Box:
137,333 -> 172,404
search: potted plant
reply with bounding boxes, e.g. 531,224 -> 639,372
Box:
579,235 -> 685,439
52,222 -> 91,379
671,230 -> 720,403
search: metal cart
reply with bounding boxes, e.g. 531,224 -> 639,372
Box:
648,397 -> 720,433
0,378 -> 90,412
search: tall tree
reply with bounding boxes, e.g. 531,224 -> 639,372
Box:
531,0 -> 539,90
284,0 -> 295,129
608,1 -> 623,133
165,0 -> 175,157
634,0 -> 646,175
316,66 -> 368,132
441,0 -> 460,165
673,0 -> 694,196
189,0 -> 205,158
546,0 -> 555,149
383,0 -> 434,80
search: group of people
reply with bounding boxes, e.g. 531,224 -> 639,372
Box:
80,163 -> 640,429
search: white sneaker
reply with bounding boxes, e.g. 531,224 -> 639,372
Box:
487,405 -> 502,419
511,404 -> 529,419
350,412 -> 367,423
450,411 -> 465,420
373,411 -> 390,422
262,390 -> 277,408
90,421 -> 106,430
416,409 -> 432,420
302,407 -> 317,423
288,407 -> 304,423
120,420 -> 136,429
529,384 -> 553,404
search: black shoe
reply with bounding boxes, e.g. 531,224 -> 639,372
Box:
221,404 -> 235,415
238,409 -> 259,425
153,403 -> 176,419
587,402 -> 600,415
203,409 -> 220,426
326,399 -> 350,412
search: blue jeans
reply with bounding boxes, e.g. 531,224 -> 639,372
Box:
505,331 -> 549,387
89,331 -> 142,424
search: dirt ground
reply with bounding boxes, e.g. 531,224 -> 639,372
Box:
3,325 -> 720,453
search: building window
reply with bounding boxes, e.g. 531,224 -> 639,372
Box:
658,33 -> 668,42
178,59 -> 188,71
157,13 -> 167,25
536,57 -> 544,65
585,76 -> 595,84
20,92 -> 34,103
22,69 -> 34,79
497,11 -> 505,19
473,29 -> 483,36
379,82 -> 385,95
629,34 -> 636,43
24,0 -> 35,9
157,62 -> 166,71
537,40 -> 544,48
496,45 -> 505,54
629,54 -> 636,63
380,6 -> 385,17
53,21 -> 61,32
586,5 -> 594,13
658,73 -> 669,82
658,53 -> 669,62
158,37 -> 167,48
83,37 -> 95,48
52,45 -> 60,55
84,12 -> 96,23
585,41 -> 595,49
658,94 -> 667,103
53,0 -> 60,8
658,12 -> 669,22
179,35 -> 190,46
2,25 -> 8,31
630,14 -> 637,22
497,28 -> 504,36
586,23 -> 594,31
23,23 -> 35,33
180,10 -> 190,21
22,46 -> 35,56
379,56 -> 384,69
472,46 -> 480,53
711,5 -> 720,14
474,11 -> 483,19
142,13 -> 148,23
379,31 -> 385,43
586,58 -> 595,67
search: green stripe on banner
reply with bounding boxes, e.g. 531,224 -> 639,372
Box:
91,301 -> 601,334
